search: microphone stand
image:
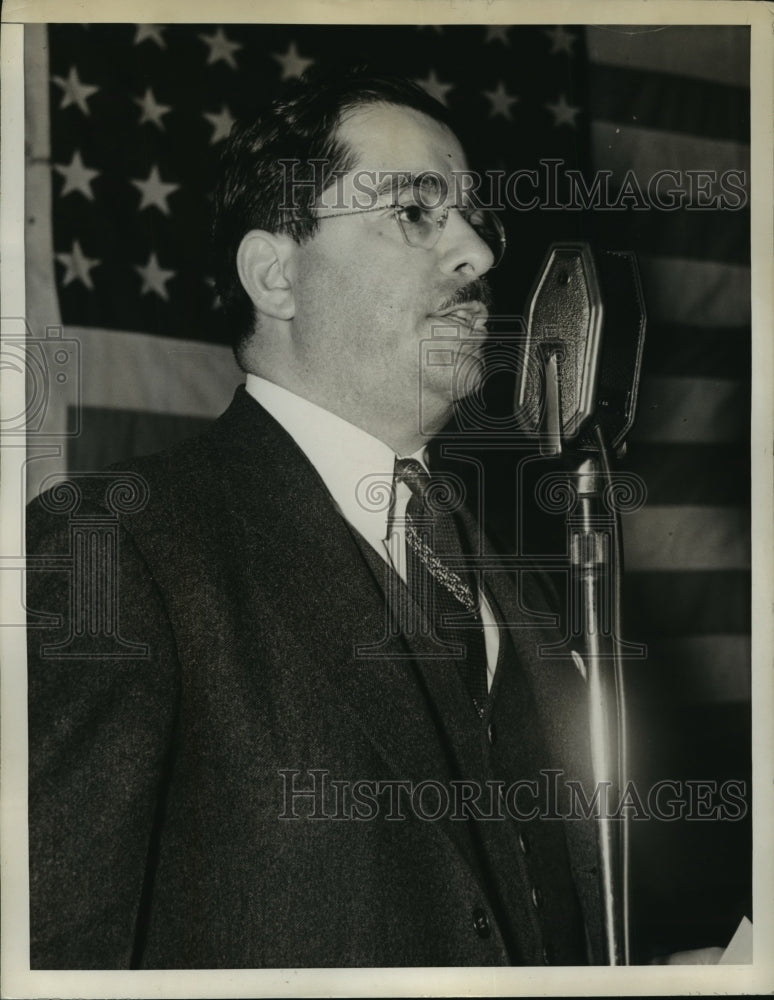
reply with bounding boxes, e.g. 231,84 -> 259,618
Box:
519,241 -> 646,963
540,358 -> 631,966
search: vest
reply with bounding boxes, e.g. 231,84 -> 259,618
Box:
352,531 -> 589,965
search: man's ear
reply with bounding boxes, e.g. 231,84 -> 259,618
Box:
236,231 -> 296,321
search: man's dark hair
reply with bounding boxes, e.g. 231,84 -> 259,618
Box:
211,67 -> 451,366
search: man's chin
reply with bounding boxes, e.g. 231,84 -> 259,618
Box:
420,351 -> 486,428
451,345 -> 487,400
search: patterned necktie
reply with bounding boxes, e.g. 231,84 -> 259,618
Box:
394,457 -> 489,716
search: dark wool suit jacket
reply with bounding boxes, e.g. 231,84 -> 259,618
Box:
27,386 -> 604,968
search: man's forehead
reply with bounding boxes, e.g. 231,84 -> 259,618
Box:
336,102 -> 468,179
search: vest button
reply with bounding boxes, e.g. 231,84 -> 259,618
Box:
518,831 -> 530,855
472,907 -> 491,938
531,886 -> 543,909
487,722 -> 497,746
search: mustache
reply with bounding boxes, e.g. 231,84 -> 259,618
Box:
436,277 -> 493,313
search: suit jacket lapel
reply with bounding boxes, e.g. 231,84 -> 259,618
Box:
209,389 -> 487,852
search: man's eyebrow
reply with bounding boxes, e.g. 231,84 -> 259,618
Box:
371,171 -> 450,205
373,172 -> 416,198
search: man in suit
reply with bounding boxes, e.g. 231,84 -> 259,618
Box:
27,69 -> 605,968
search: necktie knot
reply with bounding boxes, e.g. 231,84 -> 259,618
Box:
394,457 -> 431,503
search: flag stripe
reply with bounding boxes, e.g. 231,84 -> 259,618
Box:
23,325 -> 240,501
25,24 -> 62,330
67,407 -> 212,473
588,63 -> 749,144
633,376 -> 748,444
622,506 -> 749,571
645,635 -> 751,703
640,324 -> 750,378
636,256 -> 751,327
624,571 -> 750,636
585,25 -> 750,88
590,122 -> 750,192
589,207 -> 749,267
622,444 -> 749,506
71,325 -> 240,414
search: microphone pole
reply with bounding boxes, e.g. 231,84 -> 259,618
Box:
568,429 -> 630,966
517,244 -> 646,965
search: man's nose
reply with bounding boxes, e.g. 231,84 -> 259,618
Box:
437,207 -> 495,279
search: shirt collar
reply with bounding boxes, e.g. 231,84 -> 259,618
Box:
245,374 -> 427,551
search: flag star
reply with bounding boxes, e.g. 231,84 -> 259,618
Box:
484,81 -> 519,121
134,24 -> 167,49
415,70 -> 454,106
544,25 -> 576,56
546,93 -> 581,127
53,149 -> 100,199
56,239 -> 100,289
199,27 -> 242,69
203,105 -> 235,144
485,25 -> 511,44
134,87 -> 172,129
272,41 -> 314,80
135,252 -> 175,301
51,66 -> 99,115
131,165 -> 180,215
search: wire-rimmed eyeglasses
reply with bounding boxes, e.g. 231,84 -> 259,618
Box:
315,200 -> 506,269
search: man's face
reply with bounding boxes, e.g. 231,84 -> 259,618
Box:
286,103 -> 495,448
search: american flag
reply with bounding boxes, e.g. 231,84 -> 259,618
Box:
24,21 -> 751,958
27,21 -> 591,484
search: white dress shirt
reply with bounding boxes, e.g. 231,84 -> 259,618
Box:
245,374 -> 499,686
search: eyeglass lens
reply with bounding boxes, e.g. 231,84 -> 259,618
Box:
401,174 -> 506,265
395,203 -> 505,266
465,209 -> 506,265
